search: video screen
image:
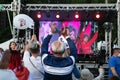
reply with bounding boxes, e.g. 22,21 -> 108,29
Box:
39,21 -> 98,54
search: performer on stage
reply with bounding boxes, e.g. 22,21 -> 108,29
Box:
77,22 -> 98,54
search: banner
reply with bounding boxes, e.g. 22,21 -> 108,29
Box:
13,14 -> 34,29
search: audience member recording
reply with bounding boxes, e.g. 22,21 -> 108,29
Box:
23,34 -> 44,80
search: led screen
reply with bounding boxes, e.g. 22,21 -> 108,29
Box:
39,21 -> 98,54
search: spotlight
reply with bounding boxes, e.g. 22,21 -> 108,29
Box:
74,12 -> 79,19
95,13 -> 100,19
56,12 -> 60,19
37,12 -> 41,19
56,14 -> 60,18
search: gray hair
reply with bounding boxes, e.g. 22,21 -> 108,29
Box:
51,40 -> 65,54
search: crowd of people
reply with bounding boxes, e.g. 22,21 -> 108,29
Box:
0,22 -> 119,80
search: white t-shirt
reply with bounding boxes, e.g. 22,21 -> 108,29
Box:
23,51 -> 44,80
0,69 -> 18,80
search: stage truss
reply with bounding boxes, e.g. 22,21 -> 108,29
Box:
1,4 -> 116,11
26,4 -> 116,11
0,1 -> 120,62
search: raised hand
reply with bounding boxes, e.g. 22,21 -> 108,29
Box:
31,34 -> 37,42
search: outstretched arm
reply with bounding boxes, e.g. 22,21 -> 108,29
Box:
72,64 -> 80,79
67,37 -> 78,59
41,35 -> 52,55
41,22 -> 57,55
85,22 -> 92,36
88,31 -> 98,46
65,28 -> 78,59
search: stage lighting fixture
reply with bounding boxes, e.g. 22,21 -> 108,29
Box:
55,12 -> 60,19
95,13 -> 100,19
74,12 -> 79,19
37,12 -> 42,19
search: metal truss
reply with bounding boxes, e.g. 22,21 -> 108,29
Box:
1,4 -> 11,11
1,4 -> 116,11
26,4 -> 116,11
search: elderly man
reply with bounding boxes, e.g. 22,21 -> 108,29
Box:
41,22 -> 78,80
109,48 -> 120,79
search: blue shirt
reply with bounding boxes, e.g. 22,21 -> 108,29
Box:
108,56 -> 120,78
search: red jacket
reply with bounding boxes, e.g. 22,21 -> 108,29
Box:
77,31 -> 98,54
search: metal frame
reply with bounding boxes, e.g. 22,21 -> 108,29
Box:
26,4 -> 116,11
1,4 -> 116,11
1,4 -> 11,11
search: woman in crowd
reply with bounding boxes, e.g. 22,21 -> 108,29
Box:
0,50 -> 18,80
8,41 -> 29,80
